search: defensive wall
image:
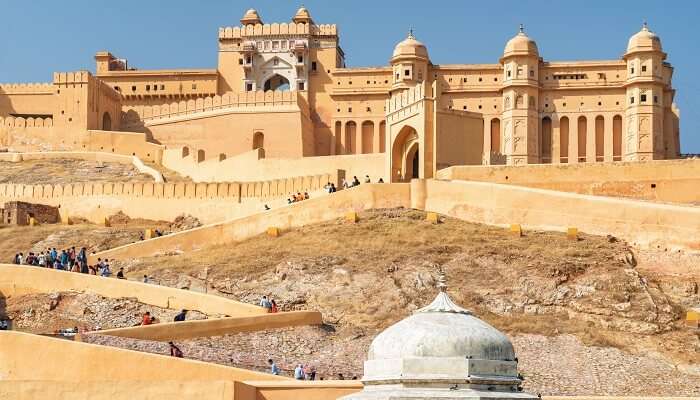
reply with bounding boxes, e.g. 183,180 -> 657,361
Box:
0,151 -> 164,182
163,147 -> 385,183
437,159 -> 700,204
89,311 -> 323,341
94,179 -> 700,264
0,170 -> 341,224
0,265 -> 265,317
92,183 -> 412,262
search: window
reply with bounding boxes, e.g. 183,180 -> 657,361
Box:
245,83 -> 253,92
494,77 -> 498,82
530,70 -> 534,77
246,56 -> 252,64
281,41 -> 287,50
641,65 -> 647,72
396,73 -> 399,80
239,58 -> 243,65
448,77 -> 452,82
478,77 -> 483,82
366,107 -> 371,112
640,94 -> 647,102
630,67 -> 635,74
160,85 -> 165,90
597,101 -> 601,106
654,95 -> 658,103
273,58 -> 279,66
272,41 -> 279,50
191,83 -> 197,90
131,86 -> 136,92
311,61 -> 317,71
348,107 -> 352,112
507,70 -> 511,77
153,85 -> 157,91
298,82 -> 305,91
463,77 -> 467,83
297,55 -> 303,63
630,97 -> 635,104
114,86 -> 120,91
516,67 -> 523,77
478,105 -> 482,109
463,105 -> 467,110
404,69 -> 410,76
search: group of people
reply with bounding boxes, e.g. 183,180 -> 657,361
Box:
287,191 -> 310,204
341,175 -> 383,190
267,359 -> 357,381
259,295 -> 279,313
12,247 -> 91,273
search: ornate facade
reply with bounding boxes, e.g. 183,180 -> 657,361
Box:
0,7 -> 680,182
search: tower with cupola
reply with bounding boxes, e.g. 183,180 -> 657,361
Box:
500,25 -> 540,165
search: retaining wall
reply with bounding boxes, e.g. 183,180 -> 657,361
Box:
437,159 -> 700,204
92,311 -> 323,341
0,265 -> 265,317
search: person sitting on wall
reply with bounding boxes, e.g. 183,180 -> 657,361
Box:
88,264 -> 97,275
342,178 -> 349,189
304,192 -> 309,200
0,319 -> 9,330
330,183 -> 337,193
100,263 -> 112,277
378,178 -> 384,183
174,309 -> 188,322
116,267 -> 126,279
169,341 -> 184,358
364,175 -> 371,183
270,299 -> 278,313
259,296 -> 272,312
141,312 -> 152,326
294,364 -> 305,380
352,176 -> 361,186
268,358 -> 281,375
143,275 -> 149,283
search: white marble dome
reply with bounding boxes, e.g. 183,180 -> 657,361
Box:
368,293 -> 515,362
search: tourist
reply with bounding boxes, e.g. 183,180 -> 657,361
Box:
294,364 -> 304,380
141,312 -> 153,325
342,178 -> 349,189
287,197 -> 293,204
352,176 -> 361,186
268,358 -> 281,375
330,183 -> 337,193
303,192 -> 309,200
100,263 -> 112,277
50,248 -> 58,264
264,204 -> 270,211
143,274 -> 149,283
174,309 -> 188,322
259,295 -> 272,311
270,299 -> 278,313
88,264 -> 97,275
0,319 -> 8,330
169,341 -> 184,358
116,267 -> 126,279
38,252 -> 46,267
60,250 -> 68,268
324,182 -> 332,193
364,175 -> 371,183
53,259 -> 62,270
378,178 -> 384,183
337,373 -> 345,380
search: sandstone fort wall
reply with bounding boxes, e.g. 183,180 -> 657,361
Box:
437,159 -> 700,204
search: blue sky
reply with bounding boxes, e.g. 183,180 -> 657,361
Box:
1,1 -> 697,152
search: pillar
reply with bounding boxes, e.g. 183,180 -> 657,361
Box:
373,120 -> 381,154
482,118 -> 491,165
604,114 -> 614,162
569,115 -> 578,164
330,121 -> 337,155
340,121 -> 347,155
587,114 -> 596,163
552,116 -> 561,164
357,120 -> 364,155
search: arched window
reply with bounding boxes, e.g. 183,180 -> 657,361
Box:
577,116 -> 587,162
613,115 -> 623,161
263,74 -> 290,91
560,116 -> 569,163
345,121 -> 357,154
102,112 -> 112,131
379,121 -> 386,153
541,117 -> 552,163
253,132 -> 264,150
490,118 -> 501,154
595,116 -> 604,162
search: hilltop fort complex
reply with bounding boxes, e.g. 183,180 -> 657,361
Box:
0,6 -> 698,400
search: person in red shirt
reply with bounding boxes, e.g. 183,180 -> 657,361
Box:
141,312 -> 152,325
270,299 -> 278,313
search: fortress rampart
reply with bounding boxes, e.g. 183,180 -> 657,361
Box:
218,23 -> 337,39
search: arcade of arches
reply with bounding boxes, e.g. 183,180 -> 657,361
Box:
332,119 -> 386,155
489,114 -> 624,164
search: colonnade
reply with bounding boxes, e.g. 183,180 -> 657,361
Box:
329,119 -> 387,155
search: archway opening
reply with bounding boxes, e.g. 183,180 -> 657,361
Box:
361,121 -> 374,154
391,125 -> 420,182
102,112 -> 112,131
253,131 -> 264,150
345,121 -> 357,154
541,117 -> 552,163
595,115 -> 604,162
577,116 -> 587,162
560,116 -> 569,163
263,74 -> 290,91
613,115 -> 622,161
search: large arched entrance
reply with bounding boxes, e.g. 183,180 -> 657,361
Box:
391,125 -> 420,182
263,74 -> 290,91
102,112 -> 112,131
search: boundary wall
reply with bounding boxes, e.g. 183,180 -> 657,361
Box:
163,147 -> 385,183
89,311 -> 322,341
95,179 -> 700,263
0,331 -> 284,383
0,265 -> 265,317
437,159 -> 700,204
0,381 -> 236,400
0,170 -> 341,224
0,151 -> 163,182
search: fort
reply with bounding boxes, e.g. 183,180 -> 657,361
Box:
0,5 -> 697,400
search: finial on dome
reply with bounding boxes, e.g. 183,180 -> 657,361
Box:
408,27 -> 415,40
415,269 -> 471,315
642,20 -> 648,31
519,24 -> 525,34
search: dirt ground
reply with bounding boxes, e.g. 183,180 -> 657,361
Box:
3,208 -> 699,395
0,158 -> 191,185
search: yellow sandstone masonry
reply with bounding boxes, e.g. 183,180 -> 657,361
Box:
567,227 -> 579,240
426,212 -> 439,223
510,224 -> 522,237
345,211 -> 359,223
267,227 -> 281,237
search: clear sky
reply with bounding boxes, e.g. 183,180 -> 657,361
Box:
1,1 -> 697,152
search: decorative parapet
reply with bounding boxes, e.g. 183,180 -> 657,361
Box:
386,83 -> 426,115
0,115 -> 53,128
53,71 -> 91,85
218,23 -> 337,39
122,90 -> 304,126
0,82 -> 54,94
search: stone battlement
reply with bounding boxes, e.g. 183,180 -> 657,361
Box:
218,23 -> 337,40
0,82 -> 54,94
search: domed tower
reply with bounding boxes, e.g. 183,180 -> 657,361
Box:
500,25 -> 540,165
341,272 -> 536,400
390,30 -> 430,92
292,6 -> 313,24
623,23 -> 668,161
240,8 -> 262,25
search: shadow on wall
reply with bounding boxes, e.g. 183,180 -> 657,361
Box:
0,86 -> 15,148
0,288 -> 8,330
